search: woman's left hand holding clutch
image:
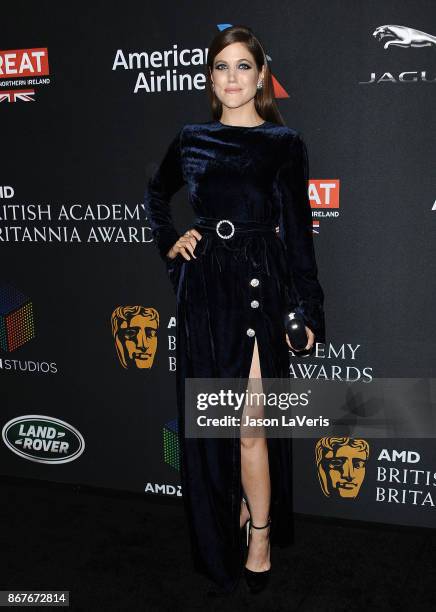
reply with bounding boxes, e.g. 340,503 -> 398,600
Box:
285,326 -> 315,352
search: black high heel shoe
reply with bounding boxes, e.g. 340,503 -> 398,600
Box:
244,517 -> 272,594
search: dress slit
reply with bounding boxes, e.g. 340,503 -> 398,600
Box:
239,333 -> 271,521
248,336 -> 262,380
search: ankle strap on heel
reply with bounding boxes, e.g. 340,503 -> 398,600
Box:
250,517 -> 271,530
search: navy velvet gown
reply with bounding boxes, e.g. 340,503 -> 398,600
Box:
144,119 -> 325,592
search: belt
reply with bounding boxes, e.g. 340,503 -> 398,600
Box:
194,216 -> 276,239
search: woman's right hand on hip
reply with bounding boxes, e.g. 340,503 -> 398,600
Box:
167,228 -> 203,261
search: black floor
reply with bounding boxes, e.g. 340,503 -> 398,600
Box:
2,475 -> 435,611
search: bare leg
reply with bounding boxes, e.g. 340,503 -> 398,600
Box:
240,337 -> 271,572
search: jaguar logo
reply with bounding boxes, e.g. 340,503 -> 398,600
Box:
373,25 -> 436,49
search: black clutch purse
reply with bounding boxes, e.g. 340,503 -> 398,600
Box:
284,311 -> 308,352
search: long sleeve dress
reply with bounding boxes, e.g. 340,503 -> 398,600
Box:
144,120 -> 326,592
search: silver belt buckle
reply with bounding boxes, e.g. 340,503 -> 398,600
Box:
216,219 -> 235,239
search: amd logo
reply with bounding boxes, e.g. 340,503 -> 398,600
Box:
378,449 -> 420,463
144,482 -> 182,496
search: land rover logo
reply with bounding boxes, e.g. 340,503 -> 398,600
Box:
2,415 -> 85,464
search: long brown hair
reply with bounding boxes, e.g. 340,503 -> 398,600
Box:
205,25 -> 285,126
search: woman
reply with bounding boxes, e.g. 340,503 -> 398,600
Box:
145,25 -> 325,596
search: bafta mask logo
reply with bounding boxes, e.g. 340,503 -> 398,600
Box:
315,437 -> 369,499
111,306 -> 159,370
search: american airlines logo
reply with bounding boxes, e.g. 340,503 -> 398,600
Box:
113,23 -> 290,98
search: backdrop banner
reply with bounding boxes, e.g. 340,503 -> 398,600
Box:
2,1 -> 435,530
